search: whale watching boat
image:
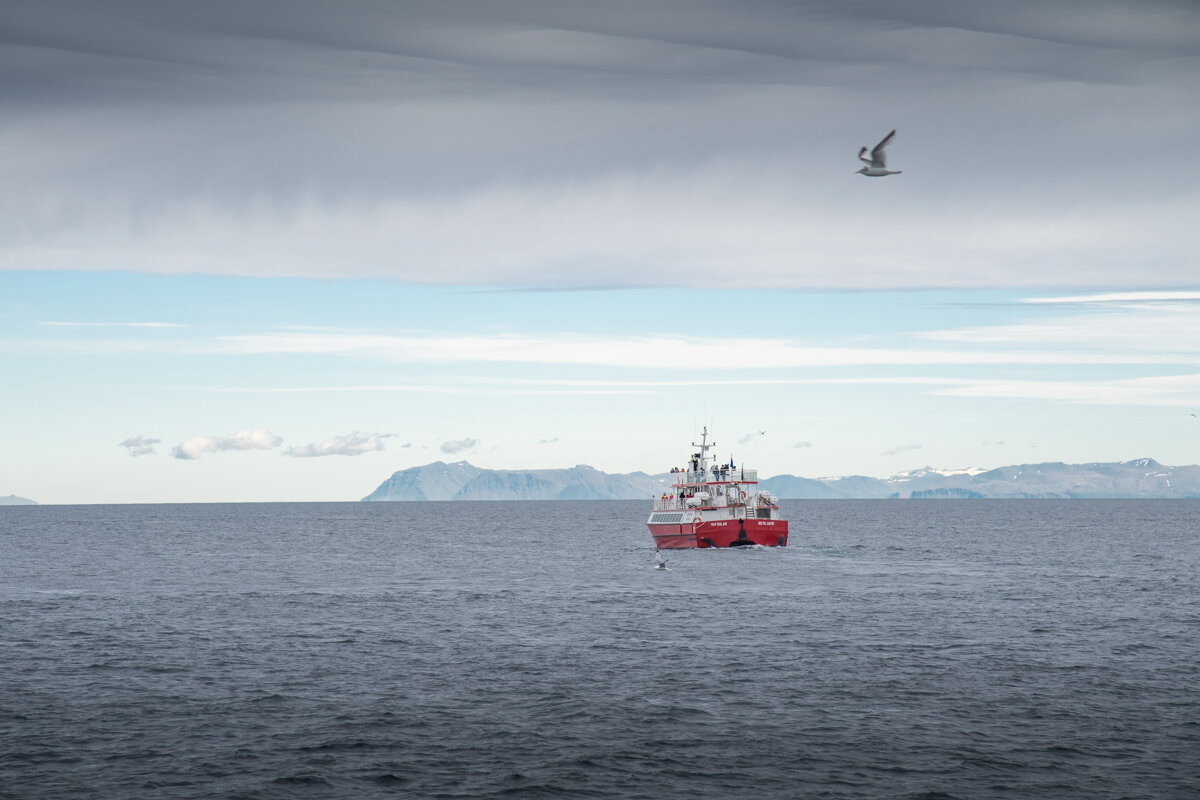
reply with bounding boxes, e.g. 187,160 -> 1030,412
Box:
647,427 -> 788,548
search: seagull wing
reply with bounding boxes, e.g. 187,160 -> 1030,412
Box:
869,130 -> 896,168
858,146 -> 873,164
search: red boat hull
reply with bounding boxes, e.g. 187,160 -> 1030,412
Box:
649,518 -> 789,549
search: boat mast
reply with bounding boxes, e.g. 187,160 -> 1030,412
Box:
692,426 -> 715,475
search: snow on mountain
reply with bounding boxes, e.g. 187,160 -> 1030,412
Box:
756,458 -> 1200,499
889,466 -> 988,481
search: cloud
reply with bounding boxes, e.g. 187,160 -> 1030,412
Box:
793,441 -> 813,449
918,292 -> 1200,354
27,304 -> 1200,370
183,376 -> 961,395
171,429 -> 282,460
935,373 -> 1200,407
538,437 -> 560,445
15,180 -> 1198,291
283,431 -> 392,458
3,1 -> 1198,290
212,330 -> 1200,369
118,435 -> 160,457
1024,291 -> 1200,307
42,321 -> 184,328
882,443 -> 923,456
441,438 -> 479,455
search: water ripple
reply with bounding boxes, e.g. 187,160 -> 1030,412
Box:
1,500 -> 1198,798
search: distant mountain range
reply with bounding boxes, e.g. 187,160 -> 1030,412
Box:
362,461 -> 673,501
363,458 -> 1200,501
0,494 -> 37,506
763,458 -> 1200,499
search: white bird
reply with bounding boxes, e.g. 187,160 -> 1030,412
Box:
856,130 -> 901,177
654,550 -> 669,570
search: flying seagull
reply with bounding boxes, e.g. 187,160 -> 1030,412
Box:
857,130 -> 901,177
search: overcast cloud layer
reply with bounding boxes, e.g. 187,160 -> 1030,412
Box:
4,0 -> 1198,288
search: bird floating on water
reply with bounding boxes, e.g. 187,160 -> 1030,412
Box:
654,550 -> 669,570
856,130 -> 902,177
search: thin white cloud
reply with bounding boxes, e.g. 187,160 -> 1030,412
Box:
538,437 -> 560,445
171,429 -> 282,460
212,331 -> 1200,368
283,432 -> 392,458
917,300 -> 1200,352
441,438 -> 479,455
41,321 -> 184,328
17,320 -> 1200,368
1025,292 -> 1200,306
936,373 -> 1200,407
882,443 -> 923,456
169,371 -> 1200,410
192,377 -> 962,393
118,435 -> 160,457
793,441 -> 813,449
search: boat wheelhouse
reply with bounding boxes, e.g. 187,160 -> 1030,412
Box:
648,427 -> 788,548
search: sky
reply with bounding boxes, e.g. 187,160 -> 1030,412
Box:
2,0 -> 1199,503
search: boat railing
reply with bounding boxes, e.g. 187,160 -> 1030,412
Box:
652,497 -> 680,511
682,468 -> 758,484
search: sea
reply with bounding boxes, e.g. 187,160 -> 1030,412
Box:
1,500 -> 1198,800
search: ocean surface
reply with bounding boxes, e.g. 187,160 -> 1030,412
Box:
1,500 -> 1198,799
